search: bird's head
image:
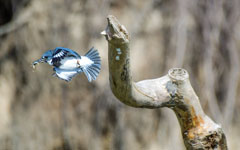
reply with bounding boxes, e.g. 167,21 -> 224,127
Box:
41,50 -> 53,62
32,50 -> 53,68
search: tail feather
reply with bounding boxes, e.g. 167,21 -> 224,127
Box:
86,68 -> 95,79
92,63 -> 101,70
88,67 -> 98,77
82,68 -> 92,82
90,65 -> 100,74
83,47 -> 101,82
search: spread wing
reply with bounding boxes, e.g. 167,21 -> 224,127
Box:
53,67 -> 83,82
52,47 -> 81,67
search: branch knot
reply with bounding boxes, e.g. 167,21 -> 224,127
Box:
168,68 -> 189,83
101,15 -> 129,44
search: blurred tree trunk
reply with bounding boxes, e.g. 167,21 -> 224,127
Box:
102,15 -> 228,150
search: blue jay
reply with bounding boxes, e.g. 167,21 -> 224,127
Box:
33,47 -> 101,82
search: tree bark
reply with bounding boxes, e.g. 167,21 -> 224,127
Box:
102,15 -> 228,150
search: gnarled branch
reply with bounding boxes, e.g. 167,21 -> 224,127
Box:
101,15 -> 170,108
102,15 -> 228,150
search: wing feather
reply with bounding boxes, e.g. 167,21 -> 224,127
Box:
52,47 -> 81,67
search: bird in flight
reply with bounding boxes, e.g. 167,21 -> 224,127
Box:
32,47 -> 101,82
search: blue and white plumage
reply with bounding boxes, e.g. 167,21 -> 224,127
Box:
33,47 -> 101,82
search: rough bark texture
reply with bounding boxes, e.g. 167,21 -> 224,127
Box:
102,15 -> 228,150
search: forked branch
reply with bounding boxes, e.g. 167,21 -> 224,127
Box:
102,15 -> 228,150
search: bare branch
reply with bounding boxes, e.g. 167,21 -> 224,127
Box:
101,15 -> 170,108
102,15 -> 228,150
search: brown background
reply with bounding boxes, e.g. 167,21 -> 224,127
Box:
0,0 -> 239,149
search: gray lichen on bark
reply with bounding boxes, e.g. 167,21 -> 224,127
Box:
102,15 -> 228,150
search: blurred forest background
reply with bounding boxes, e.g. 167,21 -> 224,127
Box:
0,0 -> 240,149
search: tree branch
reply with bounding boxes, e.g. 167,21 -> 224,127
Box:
102,15 -> 228,150
101,15 -> 170,108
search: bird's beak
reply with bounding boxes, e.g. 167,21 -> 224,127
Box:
32,58 -> 44,69
33,58 -> 44,64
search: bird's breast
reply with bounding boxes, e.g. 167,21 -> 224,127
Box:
58,57 -> 79,70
